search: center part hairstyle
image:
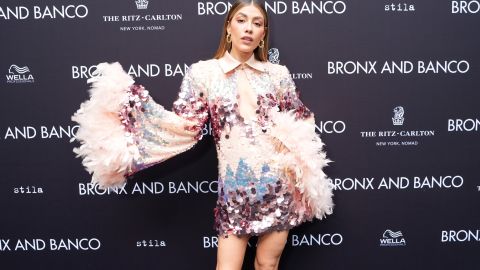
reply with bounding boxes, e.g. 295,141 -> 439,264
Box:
213,0 -> 270,62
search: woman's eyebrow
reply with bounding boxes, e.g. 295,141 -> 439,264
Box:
236,12 -> 264,20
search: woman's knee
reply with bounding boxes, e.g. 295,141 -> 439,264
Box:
254,255 -> 280,270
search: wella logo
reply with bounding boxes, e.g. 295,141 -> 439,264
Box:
379,229 -> 406,246
6,64 -> 34,83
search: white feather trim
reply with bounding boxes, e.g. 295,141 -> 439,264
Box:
269,110 -> 334,219
71,62 -> 136,190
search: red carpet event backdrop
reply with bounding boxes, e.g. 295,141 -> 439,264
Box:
0,0 -> 479,269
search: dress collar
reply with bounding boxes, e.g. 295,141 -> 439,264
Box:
218,50 -> 266,73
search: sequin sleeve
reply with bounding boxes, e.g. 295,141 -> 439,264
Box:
71,62 -> 208,189
278,65 -> 314,123
125,63 -> 209,175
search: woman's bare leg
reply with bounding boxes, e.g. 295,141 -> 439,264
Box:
254,230 -> 289,270
216,234 -> 250,270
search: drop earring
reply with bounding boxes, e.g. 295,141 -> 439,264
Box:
258,39 -> 264,48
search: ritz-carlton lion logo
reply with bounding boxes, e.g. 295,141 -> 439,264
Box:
268,48 -> 280,64
135,0 -> 149,9
392,106 -> 405,126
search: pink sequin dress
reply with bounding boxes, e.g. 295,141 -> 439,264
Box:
72,51 -> 334,237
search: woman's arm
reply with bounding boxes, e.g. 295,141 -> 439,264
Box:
71,62 -> 209,190
277,65 -> 315,124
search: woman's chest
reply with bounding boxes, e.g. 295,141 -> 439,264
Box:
205,68 -> 276,102
202,65 -> 280,142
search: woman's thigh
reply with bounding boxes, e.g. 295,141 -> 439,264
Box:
255,230 -> 289,269
216,234 -> 250,270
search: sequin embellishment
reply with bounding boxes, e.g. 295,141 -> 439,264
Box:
116,58 -> 325,238
119,84 -> 150,145
214,159 -> 313,237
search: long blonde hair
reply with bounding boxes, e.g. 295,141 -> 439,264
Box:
213,0 -> 270,61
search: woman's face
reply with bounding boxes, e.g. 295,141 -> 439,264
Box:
227,4 -> 266,55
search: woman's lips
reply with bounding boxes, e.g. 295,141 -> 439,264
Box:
241,37 -> 253,44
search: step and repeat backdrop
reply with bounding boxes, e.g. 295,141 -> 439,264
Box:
0,0 -> 479,269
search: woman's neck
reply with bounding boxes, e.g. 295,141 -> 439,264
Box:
229,49 -> 253,63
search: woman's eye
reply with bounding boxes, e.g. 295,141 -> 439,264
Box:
237,19 -> 244,23
255,23 -> 262,27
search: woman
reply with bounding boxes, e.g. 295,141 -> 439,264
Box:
72,1 -> 334,269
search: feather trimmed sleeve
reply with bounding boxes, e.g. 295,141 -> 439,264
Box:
269,64 -> 334,219
71,62 -> 208,189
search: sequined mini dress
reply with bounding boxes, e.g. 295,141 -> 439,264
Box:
72,51 -> 334,237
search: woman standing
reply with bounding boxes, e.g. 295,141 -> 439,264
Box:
72,1 -> 333,269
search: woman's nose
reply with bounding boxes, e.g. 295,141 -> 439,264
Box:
245,22 -> 253,32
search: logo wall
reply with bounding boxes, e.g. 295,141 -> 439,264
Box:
197,1 -> 347,15
291,233 -> 343,246
380,229 -> 406,246
202,233 -> 344,248
332,175 -> 464,191
78,181 -> 218,196
0,238 -> 101,251
448,118 -> 479,132
267,48 -> 313,79
101,0 -> 182,32
136,239 -> 167,248
327,60 -> 470,74
72,63 -> 189,79
2,125 -> 78,140
441,229 -> 480,242
0,5 -> 88,20
6,65 -> 34,84
360,106 -> 436,147
451,1 -> 480,13
384,3 -> 415,12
